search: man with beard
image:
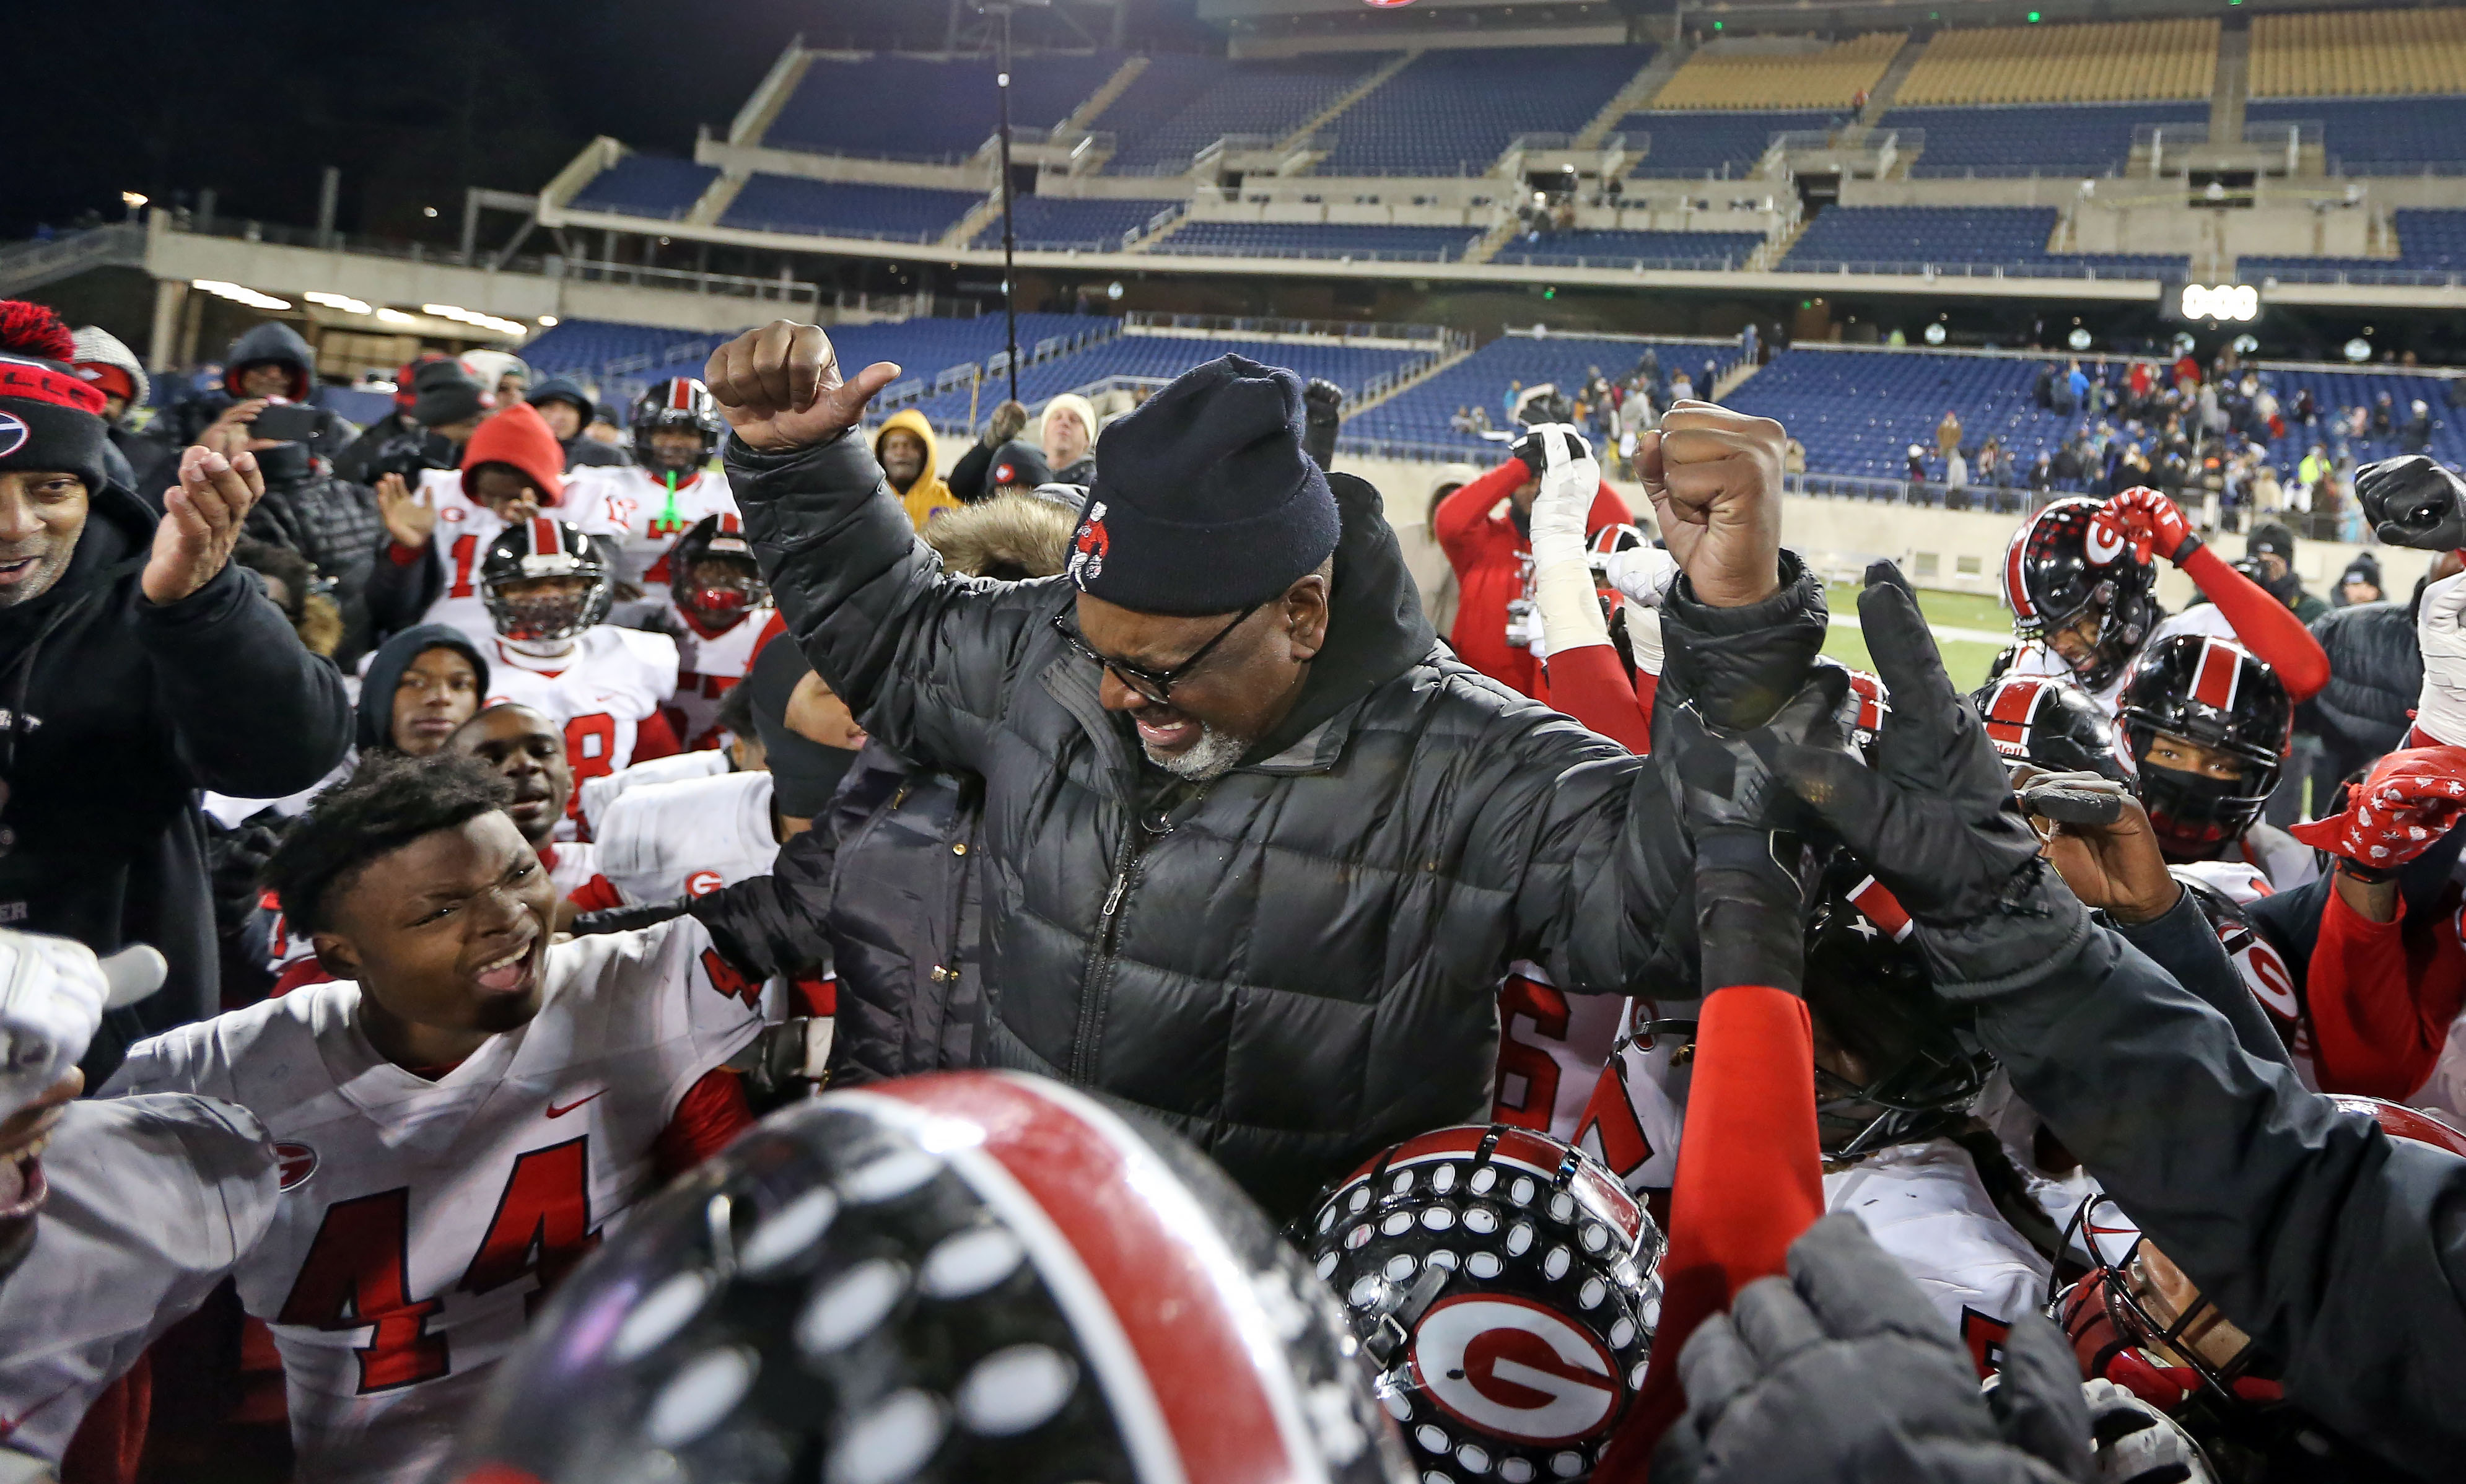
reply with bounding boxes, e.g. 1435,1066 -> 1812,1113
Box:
872,408 -> 955,530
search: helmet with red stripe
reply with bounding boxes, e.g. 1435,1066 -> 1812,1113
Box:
668,512 -> 766,635
1968,673 -> 2133,785
2001,497 -> 2158,690
440,1071 -> 1412,1484
2056,1097 -> 2466,1439
1295,1124 -> 1662,1484
631,376 -> 726,477
2116,635 -> 2291,861
480,518 -> 614,645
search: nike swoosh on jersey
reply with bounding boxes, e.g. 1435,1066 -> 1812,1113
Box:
546,1089 -> 608,1119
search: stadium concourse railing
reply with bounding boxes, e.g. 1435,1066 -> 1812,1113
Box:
871,320 -> 1127,414
1780,258 -> 2180,281
1146,235 -> 1477,264
995,201 -> 1189,256
1490,247 -> 1760,273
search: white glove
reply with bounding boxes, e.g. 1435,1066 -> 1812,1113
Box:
1523,424 -> 1598,571
0,931 -> 108,1122
2081,1379 -> 2216,1484
2419,570 -> 2466,748
1602,544 -> 1681,608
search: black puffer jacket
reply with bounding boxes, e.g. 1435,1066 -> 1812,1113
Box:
730,427 -> 1822,1215
2301,596 -> 2424,784
240,446 -> 387,668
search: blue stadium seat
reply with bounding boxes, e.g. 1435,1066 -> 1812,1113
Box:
1724,347 -> 2099,483
522,321 -> 730,381
1779,206 -> 2188,277
765,52 -> 1125,162
1887,102 -> 2210,178
1491,229 -> 1767,271
1102,55 -> 1389,175
567,157 -> 720,220
719,177 -> 986,242
1313,46 -> 1653,176
1345,333 -> 1744,458
1623,111 -> 1835,178
1150,222 -> 1479,263
972,196 -> 1179,251
2246,96 -> 2466,175
896,331 -> 1426,434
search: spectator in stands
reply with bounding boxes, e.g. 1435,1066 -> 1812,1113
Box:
2301,443 -> 2332,494
1669,369 -> 1695,403
1503,380 -> 1523,422
2373,391 -> 2397,437
1906,444 -> 1928,482
334,352 -> 450,484
1040,392 -> 1098,485
1433,435 -> 1631,701
1783,437 -> 1806,476
1935,408 -> 1962,461
527,378 -> 627,470
874,410 -> 956,531
2246,522 -> 2328,624
2067,360 -> 2090,411
2029,450 -> 2054,492
947,399 -> 1028,505
1944,445 -> 1970,501
2407,398 -> 2434,452
2252,461 -> 2285,516
1450,406 -> 1477,434
68,326 -> 172,500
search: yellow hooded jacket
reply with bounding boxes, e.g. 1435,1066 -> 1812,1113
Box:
875,409 -> 958,531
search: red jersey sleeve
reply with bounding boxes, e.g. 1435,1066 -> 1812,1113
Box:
631,708 -> 683,762
1433,461 -> 1526,570
653,1067 -> 756,1179
1543,645 -> 1653,754
2305,888 -> 2466,1101
1583,483 -> 1633,535
2179,544 -> 2331,701
564,874 -> 626,914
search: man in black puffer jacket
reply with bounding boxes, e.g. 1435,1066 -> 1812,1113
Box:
707,323 -> 1820,1215
2302,587 -> 2428,796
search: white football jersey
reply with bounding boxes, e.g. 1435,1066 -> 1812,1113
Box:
1823,1137 -> 2052,1374
564,466 -> 740,589
413,469 -> 619,651
0,1096 -> 281,1466
2000,604 -> 2238,715
2173,861 -> 2322,1089
577,752 -> 732,837
1567,994 -> 1697,1195
670,604 -> 786,750
590,770 -> 780,907
101,918 -> 767,1484
485,627 -> 681,836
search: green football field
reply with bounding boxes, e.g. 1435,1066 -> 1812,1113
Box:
1818,583 -> 2014,695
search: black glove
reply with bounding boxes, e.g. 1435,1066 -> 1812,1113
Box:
2354,454 -> 2466,551
571,898 -> 693,937
1512,421 -> 1591,479
1661,668 -> 1848,995
1301,377 -> 1344,472
1655,1213 -> 2094,1484
205,817 -> 286,936
1772,564 -> 2091,998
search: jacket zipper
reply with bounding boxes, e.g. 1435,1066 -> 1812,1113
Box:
1067,819 -> 1145,1084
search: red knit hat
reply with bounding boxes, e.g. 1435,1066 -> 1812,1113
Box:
459,400 -> 566,506
0,302 -> 110,493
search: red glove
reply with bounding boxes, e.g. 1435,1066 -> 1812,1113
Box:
2107,486 -> 2201,564
2291,745 -> 2466,870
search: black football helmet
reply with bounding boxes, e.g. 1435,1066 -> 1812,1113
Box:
632,376 -> 726,478
2353,453 -> 2466,552
668,512 -> 766,635
1803,862 -> 1995,1160
1295,1125 -> 1663,1484
481,518 -> 614,645
2001,497 -> 2160,690
442,1071 -> 1413,1484
2115,635 -> 2291,862
1970,673 -> 2134,785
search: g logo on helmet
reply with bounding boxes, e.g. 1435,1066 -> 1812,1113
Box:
0,412 -> 27,459
2084,510 -> 2127,566
1407,1294 -> 1622,1445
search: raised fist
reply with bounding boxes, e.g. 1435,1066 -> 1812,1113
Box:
2107,486 -> 2200,565
704,321 -> 902,453
2291,744 -> 2466,870
2355,455 -> 2466,552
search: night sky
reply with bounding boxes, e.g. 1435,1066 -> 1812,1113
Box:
13,0 -> 1210,240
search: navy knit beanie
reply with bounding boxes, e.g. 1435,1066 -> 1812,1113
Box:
1067,354 -> 1339,616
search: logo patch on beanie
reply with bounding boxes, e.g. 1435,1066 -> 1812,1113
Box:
0,412 -> 25,458
1068,500 -> 1109,589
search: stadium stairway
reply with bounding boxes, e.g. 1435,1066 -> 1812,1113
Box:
2212,14 -> 2250,146
1343,338 -> 1476,418
942,193 -> 1007,250
1751,213 -> 1814,270
1068,56 -> 1149,136
1124,213 -> 1196,253
1576,45 -> 1689,150
1287,51 -> 1420,156
1712,356 -> 1764,401
1460,215 -> 1524,266
1845,32 -> 1931,141
686,173 -> 747,227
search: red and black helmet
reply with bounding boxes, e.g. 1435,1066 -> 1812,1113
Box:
1295,1125 -> 1663,1484
2001,496 -> 2159,690
631,376 -> 726,476
481,518 -> 614,644
668,512 -> 766,635
1969,673 -> 2133,785
2116,635 -> 2291,860
441,1071 -> 1412,1484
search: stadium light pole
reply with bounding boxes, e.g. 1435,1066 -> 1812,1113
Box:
989,1 -> 1025,403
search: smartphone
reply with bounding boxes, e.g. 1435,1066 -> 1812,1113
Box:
251,403 -> 326,446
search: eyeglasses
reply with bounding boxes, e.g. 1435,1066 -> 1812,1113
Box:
1051,602 -> 1262,705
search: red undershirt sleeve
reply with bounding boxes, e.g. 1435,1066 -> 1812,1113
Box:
1543,645 -> 1654,754
654,1067 -> 756,1179
2179,544 -> 2330,701
564,875 -> 626,914
1433,461 -> 1528,569
2306,889 -> 2466,1101
631,709 -> 683,762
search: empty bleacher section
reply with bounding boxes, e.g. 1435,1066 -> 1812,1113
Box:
1780,206 -> 2188,278
1624,110 -> 1834,178
1075,54 -> 1228,163
2250,8 -> 2466,99
1310,46 -> 1653,175
2247,209 -> 2466,282
763,51 -> 1123,160
1343,331 -> 1744,459
1149,222 -> 1478,263
1724,347 -> 2103,484
1888,102 -> 2210,178
566,156 -> 720,220
2245,95 -> 2466,175
973,197 -> 1178,252
718,177 -> 984,242
1101,55 -> 1386,174
522,321 -> 730,383
1892,19 -> 2216,106
1492,229 -> 1767,272
1649,33 -> 1902,111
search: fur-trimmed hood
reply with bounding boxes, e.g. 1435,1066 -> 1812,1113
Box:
922,492 -> 1076,580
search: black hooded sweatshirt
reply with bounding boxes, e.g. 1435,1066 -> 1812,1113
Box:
172,322 -> 356,450
0,481 -> 352,1080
